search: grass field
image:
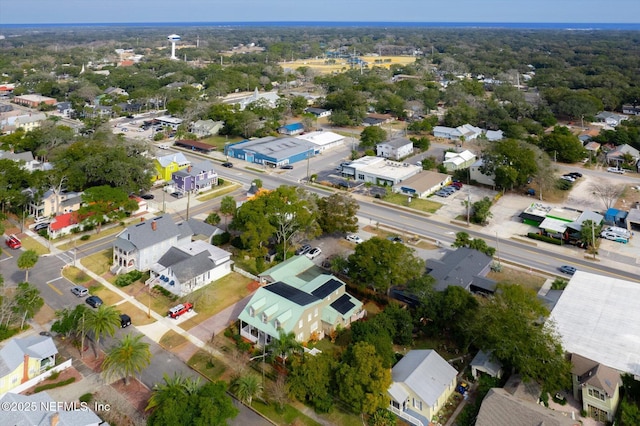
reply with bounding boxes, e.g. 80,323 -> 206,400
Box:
196,181 -> 241,202
19,236 -> 50,255
487,266 -> 547,292
380,193 -> 442,214
79,249 -> 112,276
279,55 -> 417,75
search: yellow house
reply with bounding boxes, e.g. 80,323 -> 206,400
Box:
153,152 -> 191,182
571,354 -> 622,423
0,335 -> 57,395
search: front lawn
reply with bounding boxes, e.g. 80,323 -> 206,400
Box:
187,350 -> 227,381
196,181 -> 241,202
19,236 -> 50,255
486,266 -> 547,292
380,193 -> 442,213
80,249 -> 112,276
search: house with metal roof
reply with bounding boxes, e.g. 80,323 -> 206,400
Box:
225,136 -> 315,167
570,353 -> 621,423
469,159 -> 495,186
470,350 -> 503,380
278,122 -> 304,136
594,111 -> 627,127
190,119 -> 224,138
376,138 -> 414,160
388,350 -> 458,426
149,239 -> 232,296
153,152 -> 190,182
238,256 -> 364,346
304,107 -> 331,118
0,335 -> 58,396
442,150 -> 476,172
0,392 -> 103,425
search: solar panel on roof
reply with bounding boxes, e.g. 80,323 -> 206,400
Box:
265,282 -> 318,306
311,278 -> 342,299
331,294 -> 355,315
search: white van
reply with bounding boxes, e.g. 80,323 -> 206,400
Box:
603,226 -> 631,239
158,143 -> 170,149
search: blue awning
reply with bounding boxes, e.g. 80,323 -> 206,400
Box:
400,187 -> 416,194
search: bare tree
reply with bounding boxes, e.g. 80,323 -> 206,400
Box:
590,180 -> 624,210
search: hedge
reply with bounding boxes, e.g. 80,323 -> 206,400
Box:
527,232 -> 562,245
35,377 -> 76,393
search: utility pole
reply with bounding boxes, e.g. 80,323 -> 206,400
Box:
466,189 -> 471,226
496,232 -> 501,268
306,146 -> 311,183
186,190 -> 191,220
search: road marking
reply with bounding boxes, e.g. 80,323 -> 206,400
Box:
47,281 -> 63,295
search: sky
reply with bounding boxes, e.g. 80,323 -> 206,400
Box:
1,0 -> 639,25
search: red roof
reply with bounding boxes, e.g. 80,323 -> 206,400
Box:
50,212 -> 78,231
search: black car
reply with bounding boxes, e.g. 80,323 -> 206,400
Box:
120,314 -> 132,328
221,162 -> 233,168
140,193 -> 155,200
568,172 -> 583,178
34,222 -> 50,231
86,295 -> 103,308
280,165 -> 294,170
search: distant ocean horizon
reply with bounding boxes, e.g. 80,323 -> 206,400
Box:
1,21 -> 640,31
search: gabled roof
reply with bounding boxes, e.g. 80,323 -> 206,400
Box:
607,144 -> 640,158
377,137 -> 412,149
156,241 -> 231,284
0,392 -> 103,426
0,335 -> 57,377
427,247 -> 495,292
571,353 -> 621,397
476,388 -> 579,426
0,150 -> 35,163
444,149 -> 476,163
259,255 -> 317,284
156,152 -> 190,168
50,212 -> 79,231
114,215 -> 182,251
280,122 -> 304,131
181,218 -> 222,239
471,350 -> 502,377
390,350 -> 458,407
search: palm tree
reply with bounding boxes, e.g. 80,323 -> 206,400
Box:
231,374 -> 262,406
13,282 -> 44,329
84,304 -> 120,357
146,372 -> 201,411
17,250 -> 39,282
267,330 -> 303,367
102,333 -> 152,385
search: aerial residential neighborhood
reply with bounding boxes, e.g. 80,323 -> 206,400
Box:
1,21 -> 640,426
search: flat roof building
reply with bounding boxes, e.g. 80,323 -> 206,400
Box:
12,94 -> 57,108
296,131 -> 345,152
341,156 -> 421,186
226,136 -> 315,167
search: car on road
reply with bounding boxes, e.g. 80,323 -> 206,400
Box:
559,265 -> 577,275
120,314 -> 132,328
168,303 -> 193,319
33,222 -> 50,232
305,247 -> 322,259
71,286 -> 89,297
221,162 -> 233,168
295,244 -> 312,256
607,167 -> 625,174
170,191 -> 184,199
140,193 -> 155,200
86,295 -> 103,308
5,234 -> 21,249
280,164 -> 294,170
346,234 -> 364,244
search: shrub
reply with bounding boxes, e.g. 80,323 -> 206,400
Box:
48,370 -> 61,380
551,278 -> 568,290
153,285 -> 178,301
218,178 -> 225,186
115,275 -> 134,287
527,232 -> 562,245
34,377 -> 76,393
212,232 -> 231,246
79,393 -> 93,403
80,235 -> 91,241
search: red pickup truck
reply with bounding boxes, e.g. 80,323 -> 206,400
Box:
5,234 -> 21,249
168,303 -> 193,319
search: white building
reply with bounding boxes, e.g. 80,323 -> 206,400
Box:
442,150 -> 476,172
155,115 -> 183,130
469,159 -> 495,186
393,171 -> 452,198
296,131 -> 345,152
341,156 -> 422,186
376,138 -> 414,160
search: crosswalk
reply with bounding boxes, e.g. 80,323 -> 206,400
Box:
56,250 -> 75,265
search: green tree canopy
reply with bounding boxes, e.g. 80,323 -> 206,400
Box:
359,126 -> 388,149
16,250 -> 39,282
288,352 -> 336,413
102,333 -> 152,385
316,193 -> 359,235
79,185 -> 139,233
13,282 -> 44,329
539,126 -> 587,163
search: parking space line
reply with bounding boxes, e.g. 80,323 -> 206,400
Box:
46,279 -> 64,295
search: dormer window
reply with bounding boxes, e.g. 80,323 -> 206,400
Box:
261,312 -> 268,323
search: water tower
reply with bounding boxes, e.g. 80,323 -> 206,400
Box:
167,34 -> 180,60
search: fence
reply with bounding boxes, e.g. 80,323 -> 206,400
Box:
0,359 -> 73,399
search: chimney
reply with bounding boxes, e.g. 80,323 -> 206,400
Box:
151,221 -> 157,231
187,166 -> 192,173
22,354 -> 29,383
140,217 -> 145,222
50,413 -> 59,426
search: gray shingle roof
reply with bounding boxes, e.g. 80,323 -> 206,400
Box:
115,215 -> 181,251
427,247 -> 495,292
571,353 -> 621,397
0,335 -> 57,377
0,392 -> 103,425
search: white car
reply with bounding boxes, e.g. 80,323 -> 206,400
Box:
560,175 -> 575,182
607,167 -> 625,174
305,247 -> 322,259
346,234 -> 364,244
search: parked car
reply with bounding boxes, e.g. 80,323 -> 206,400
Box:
452,182 -> 463,189
170,191 -> 184,199
568,172 -> 582,178
120,314 -> 132,328
5,234 -> 21,249
221,162 -> 233,168
305,247 -> 322,259
168,303 -> 193,319
70,286 -> 89,297
387,236 -> 404,243
280,164 -> 294,170
34,222 -> 50,231
607,167 -> 625,174
601,231 -> 628,243
346,234 -> 364,244
86,295 -> 103,308
561,175 -> 575,182
559,265 -> 577,275
295,244 -> 312,256
140,193 -> 155,200
435,190 -> 451,197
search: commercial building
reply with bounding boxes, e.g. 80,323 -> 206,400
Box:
376,138 -> 414,160
296,131 -> 345,152
341,156 -> 421,186
12,94 -> 56,108
225,136 -> 315,167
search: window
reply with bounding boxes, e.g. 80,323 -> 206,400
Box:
249,307 -> 255,317
588,388 -> 606,401
261,313 -> 268,323
358,174 -> 365,180
298,319 -> 303,329
308,313 -> 312,322
314,308 -> 318,318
